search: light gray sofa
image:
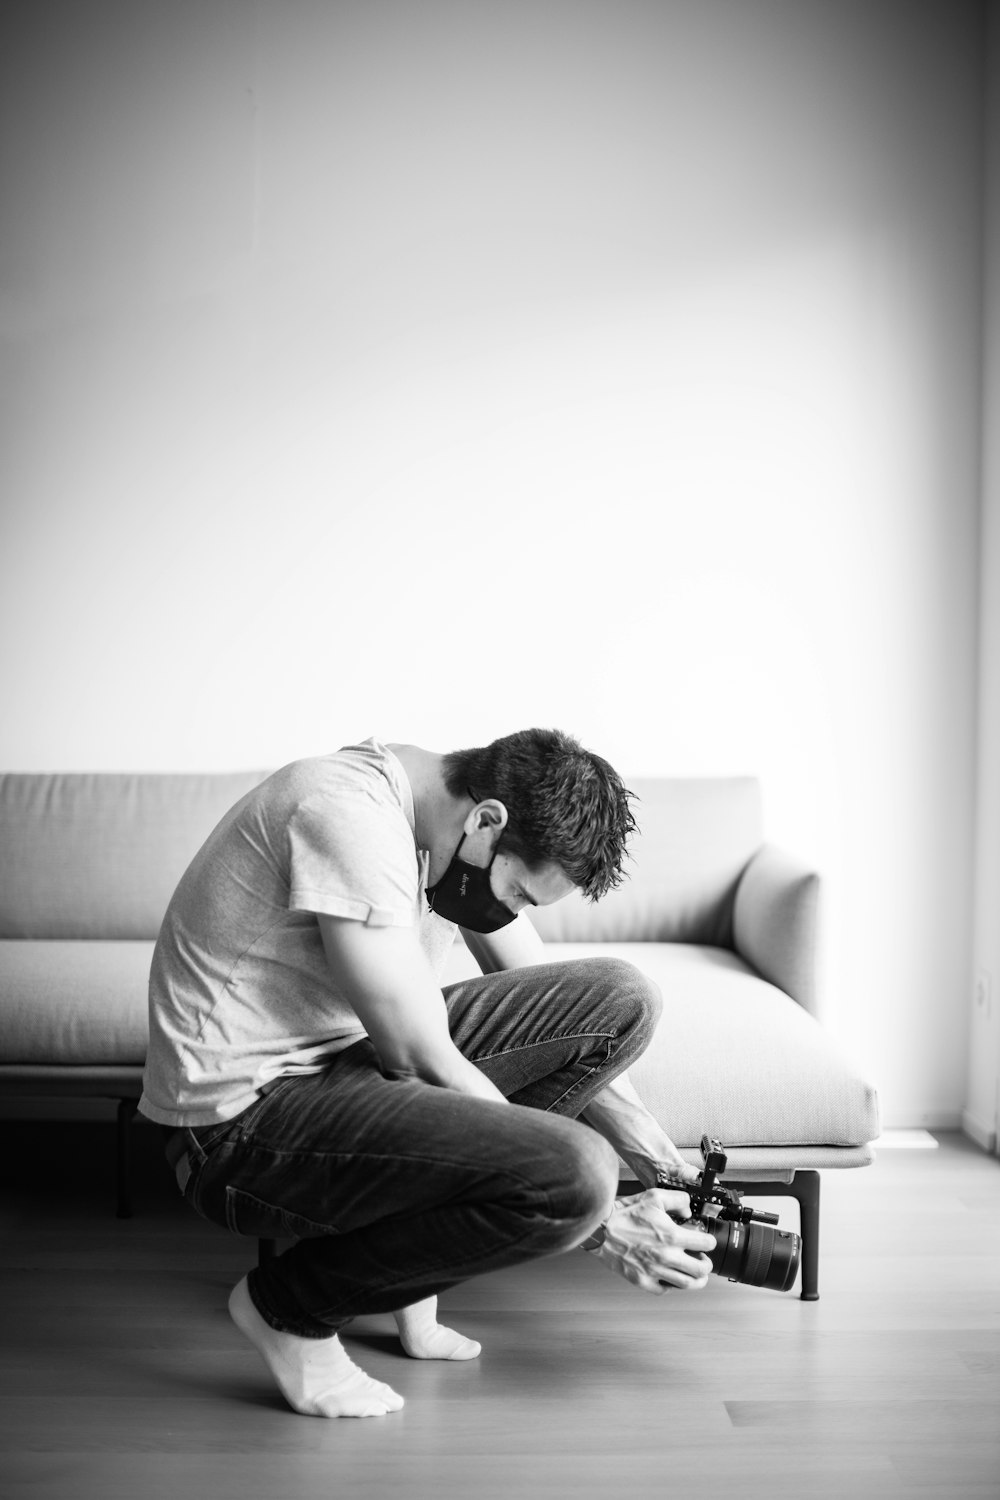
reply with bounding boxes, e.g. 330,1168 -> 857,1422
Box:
0,770 -> 879,1299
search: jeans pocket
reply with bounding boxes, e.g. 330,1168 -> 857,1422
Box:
224,1185 -> 340,1240
188,1119 -> 235,1156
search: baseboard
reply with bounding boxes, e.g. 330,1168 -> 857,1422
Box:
878,1107 -> 962,1131
873,1128 -> 939,1149
961,1107 -> 998,1154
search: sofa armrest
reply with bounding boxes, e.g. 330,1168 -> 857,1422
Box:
731,843 -> 821,1015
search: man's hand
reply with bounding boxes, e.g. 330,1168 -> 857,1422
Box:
583,1188 -> 716,1294
581,1071 -> 702,1190
317,916 -> 508,1105
653,1159 -> 704,1192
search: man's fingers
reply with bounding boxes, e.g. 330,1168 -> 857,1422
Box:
622,1192 -> 718,1252
674,1224 -> 718,1255
628,1269 -> 669,1295
657,1270 -> 708,1290
646,1187 -> 694,1219
646,1202 -> 717,1255
675,1163 -> 704,1188
657,1252 -> 713,1290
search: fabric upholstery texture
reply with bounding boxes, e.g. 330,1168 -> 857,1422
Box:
732,843 -> 821,1016
0,940 -> 153,1063
529,777 -> 763,946
0,771 -> 269,939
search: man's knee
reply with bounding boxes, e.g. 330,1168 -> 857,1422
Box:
530,1119 -> 619,1252
589,955 -> 662,1046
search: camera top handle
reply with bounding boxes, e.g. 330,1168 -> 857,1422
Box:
686,1134 -> 780,1227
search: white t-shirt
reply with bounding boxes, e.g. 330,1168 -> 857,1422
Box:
139,739 -> 457,1127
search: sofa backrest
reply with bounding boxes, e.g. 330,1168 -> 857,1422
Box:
0,770 -> 764,947
529,776 -> 764,946
0,772 -> 270,939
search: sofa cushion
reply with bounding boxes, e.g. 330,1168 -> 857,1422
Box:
443,939 -> 879,1158
528,778 -> 763,946
0,940 -> 154,1064
0,772 -> 269,939
618,944 -> 878,1151
732,844 -> 821,1015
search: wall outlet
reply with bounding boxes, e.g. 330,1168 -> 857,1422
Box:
975,970 -> 993,1019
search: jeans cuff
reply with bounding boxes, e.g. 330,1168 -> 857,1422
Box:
246,1266 -> 345,1339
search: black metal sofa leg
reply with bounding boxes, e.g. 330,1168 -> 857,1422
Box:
116,1097 -> 139,1219
791,1170 -> 821,1301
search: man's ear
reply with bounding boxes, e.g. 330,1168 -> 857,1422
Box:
464,798 -> 508,838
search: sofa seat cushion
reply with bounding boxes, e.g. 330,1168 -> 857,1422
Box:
618,943 -> 878,1149
0,940 -> 154,1065
443,939 -> 879,1162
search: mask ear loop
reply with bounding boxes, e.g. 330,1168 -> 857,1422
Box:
465,787 -> 504,868
458,787 -> 483,861
447,788 -> 481,867
426,792 -> 482,913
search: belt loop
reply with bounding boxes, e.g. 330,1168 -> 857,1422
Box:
163,1126 -> 195,1195
175,1153 -> 192,1194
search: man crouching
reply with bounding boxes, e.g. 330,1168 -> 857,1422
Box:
141,729 -> 714,1417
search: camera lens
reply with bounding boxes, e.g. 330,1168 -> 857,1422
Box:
708,1218 -> 801,1292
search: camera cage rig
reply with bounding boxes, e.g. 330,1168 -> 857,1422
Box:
651,1134 -> 821,1301
657,1135 -> 781,1228
690,1135 -> 781,1226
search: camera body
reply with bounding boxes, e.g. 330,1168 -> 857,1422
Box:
658,1136 -> 801,1293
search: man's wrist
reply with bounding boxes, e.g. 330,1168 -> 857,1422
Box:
580,1223 -> 607,1252
580,1197 -> 625,1252
655,1165 -> 689,1188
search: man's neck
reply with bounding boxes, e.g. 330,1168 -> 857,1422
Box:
386,743 -> 467,857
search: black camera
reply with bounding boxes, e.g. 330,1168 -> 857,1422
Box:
658,1136 -> 801,1293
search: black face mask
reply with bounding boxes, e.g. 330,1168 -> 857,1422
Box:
425,833 -> 517,933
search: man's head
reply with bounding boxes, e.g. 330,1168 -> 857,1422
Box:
441,729 -> 636,903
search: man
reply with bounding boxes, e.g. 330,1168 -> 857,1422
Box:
140,730 -> 715,1418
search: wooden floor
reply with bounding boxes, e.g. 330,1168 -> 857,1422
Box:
1,1122 -> 998,1500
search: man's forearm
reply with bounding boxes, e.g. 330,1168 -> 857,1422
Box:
317,915 -> 508,1105
388,1044 -> 509,1105
581,1072 -> 694,1187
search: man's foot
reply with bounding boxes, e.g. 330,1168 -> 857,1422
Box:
393,1295 -> 482,1360
229,1276 -> 404,1417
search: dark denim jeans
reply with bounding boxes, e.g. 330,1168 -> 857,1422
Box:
178,956 -> 660,1336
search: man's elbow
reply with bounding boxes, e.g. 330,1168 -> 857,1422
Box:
371,1037 -> 459,1089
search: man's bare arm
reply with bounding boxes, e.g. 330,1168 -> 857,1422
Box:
317,915 -> 508,1105
460,910 -> 547,974
461,924 -> 694,1184
582,1071 -> 700,1187
582,1077 -> 713,1291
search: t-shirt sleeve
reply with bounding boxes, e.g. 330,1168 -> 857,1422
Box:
285,780 -> 420,928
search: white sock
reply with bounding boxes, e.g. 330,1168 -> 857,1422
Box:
393,1295 -> 481,1361
229,1276 -> 404,1418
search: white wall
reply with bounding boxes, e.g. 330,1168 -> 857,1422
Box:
966,2 -> 1000,1153
0,0 -> 985,1129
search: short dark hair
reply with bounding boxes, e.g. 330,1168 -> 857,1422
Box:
442,728 -> 637,901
